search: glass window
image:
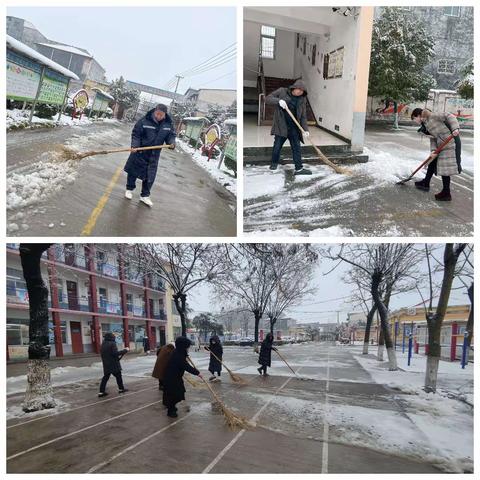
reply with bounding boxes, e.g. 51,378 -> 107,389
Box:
443,6 -> 460,17
261,25 -> 276,59
438,59 -> 456,74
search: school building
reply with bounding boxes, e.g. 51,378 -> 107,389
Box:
7,244 -> 180,361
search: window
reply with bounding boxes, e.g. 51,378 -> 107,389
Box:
443,6 -> 460,17
303,37 -> 306,55
261,25 -> 276,59
296,33 -> 300,49
438,59 -> 456,74
312,44 -> 316,66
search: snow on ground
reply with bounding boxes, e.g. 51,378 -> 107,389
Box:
177,138 -> 236,196
7,108 -> 117,130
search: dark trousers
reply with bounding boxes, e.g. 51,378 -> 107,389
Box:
126,173 -> 153,197
423,159 -> 451,193
99,372 -> 124,393
259,364 -> 268,374
162,389 -> 178,412
271,129 -> 303,170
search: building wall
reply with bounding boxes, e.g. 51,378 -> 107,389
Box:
244,21 -> 296,84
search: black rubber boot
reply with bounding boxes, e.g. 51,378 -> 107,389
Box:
294,167 -> 312,175
167,409 -> 178,418
435,190 -> 452,201
414,180 -> 430,191
269,164 -> 278,171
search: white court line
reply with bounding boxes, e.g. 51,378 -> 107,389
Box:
321,345 -> 330,474
7,399 -> 163,461
202,359 -> 309,474
86,412 -> 194,473
7,385 -> 156,429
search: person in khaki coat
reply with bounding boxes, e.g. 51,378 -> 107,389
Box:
411,108 -> 461,201
152,343 -> 175,391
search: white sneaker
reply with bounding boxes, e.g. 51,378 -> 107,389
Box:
140,196 -> 153,207
125,190 -> 133,200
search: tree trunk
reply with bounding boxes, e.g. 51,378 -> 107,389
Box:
270,316 -> 277,335
20,243 -> 56,413
253,309 -> 262,353
173,292 -> 187,337
371,273 -> 397,370
392,101 -> 399,129
425,244 -> 464,392
377,329 -> 385,361
363,305 -> 377,354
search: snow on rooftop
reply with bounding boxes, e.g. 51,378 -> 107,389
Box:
183,116 -> 208,122
224,118 -> 237,126
7,35 -> 79,80
92,87 -> 114,101
37,42 -> 92,58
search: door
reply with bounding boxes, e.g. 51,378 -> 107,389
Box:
159,327 -> 166,347
70,321 -> 84,354
66,281 -> 78,310
150,326 -> 157,349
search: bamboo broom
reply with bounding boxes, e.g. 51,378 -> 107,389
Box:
284,105 -> 351,175
184,374 -> 204,388
187,357 -> 254,430
60,143 -> 174,161
273,348 -> 300,377
204,347 -> 248,385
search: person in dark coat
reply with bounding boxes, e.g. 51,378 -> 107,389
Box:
124,104 -> 176,207
163,336 -> 202,418
205,335 -> 223,381
152,343 -> 175,390
265,79 -> 312,175
257,333 -> 277,376
143,336 -> 150,354
98,332 -> 129,397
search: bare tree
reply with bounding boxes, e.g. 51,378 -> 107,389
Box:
130,244 -> 225,336
327,244 -> 420,370
20,243 -> 56,412
418,243 -> 469,392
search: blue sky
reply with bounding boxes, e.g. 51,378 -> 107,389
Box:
7,7 -> 237,93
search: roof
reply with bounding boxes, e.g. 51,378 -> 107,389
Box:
92,87 -> 114,100
224,118 -> 237,126
37,42 -> 93,58
6,35 -> 79,80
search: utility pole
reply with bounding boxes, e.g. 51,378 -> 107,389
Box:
170,74 -> 183,111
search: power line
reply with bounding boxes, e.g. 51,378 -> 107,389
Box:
183,54 -> 236,77
181,47 -> 236,76
179,43 -> 236,76
196,69 -> 236,88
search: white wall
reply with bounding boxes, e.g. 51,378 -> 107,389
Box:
244,21 -> 296,84
294,14 -> 360,141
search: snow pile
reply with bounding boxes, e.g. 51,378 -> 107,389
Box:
177,138 -> 236,196
7,398 -> 70,421
7,109 -> 117,131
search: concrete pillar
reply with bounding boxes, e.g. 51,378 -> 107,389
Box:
351,7 -> 374,152
117,245 -> 129,348
450,322 -> 458,362
86,244 -> 101,353
47,247 -> 64,357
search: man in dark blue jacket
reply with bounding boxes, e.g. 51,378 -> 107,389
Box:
124,104 -> 176,207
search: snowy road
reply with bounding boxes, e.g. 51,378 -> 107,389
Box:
6,122 -> 236,236
243,125 -> 473,237
7,343 -> 472,473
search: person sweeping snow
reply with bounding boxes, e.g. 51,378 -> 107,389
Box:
123,104 -> 176,207
410,108 -> 461,201
98,333 -> 129,397
257,333 -> 277,376
205,335 -> 223,381
152,343 -> 175,391
163,336 -> 202,418
265,79 -> 312,175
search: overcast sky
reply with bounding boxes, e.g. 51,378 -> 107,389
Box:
8,7 -> 237,94
189,244 -> 472,324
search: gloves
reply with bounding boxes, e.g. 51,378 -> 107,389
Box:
278,99 -> 287,110
169,143 -> 176,150
303,131 -> 310,138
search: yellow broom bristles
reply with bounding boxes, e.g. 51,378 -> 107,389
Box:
205,347 -> 248,385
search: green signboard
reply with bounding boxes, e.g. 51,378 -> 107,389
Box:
224,134 -> 237,161
92,95 -> 110,113
38,71 -> 68,105
6,60 -> 41,102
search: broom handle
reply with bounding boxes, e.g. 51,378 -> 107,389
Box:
274,349 -> 298,376
187,356 -> 222,403
205,347 -> 234,374
284,105 -> 343,173
99,144 -> 174,155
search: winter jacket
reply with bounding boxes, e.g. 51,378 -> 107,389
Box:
100,333 -> 128,375
124,108 -> 176,182
258,334 -> 275,367
152,343 -> 175,380
207,336 -> 223,374
265,79 -> 309,140
423,112 -> 460,176
163,337 -> 200,406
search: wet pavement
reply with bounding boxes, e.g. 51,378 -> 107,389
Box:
244,125 -> 473,237
7,122 -> 236,237
7,343 -> 444,473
